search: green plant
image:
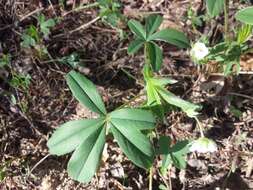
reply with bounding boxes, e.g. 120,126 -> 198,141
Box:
67,0 -> 125,37
143,65 -> 200,119
59,53 -> 80,68
128,14 -> 189,71
21,25 -> 40,48
157,136 -> 189,175
0,54 -> 10,68
205,0 -> 224,18
37,14 -> 56,38
9,73 -> 31,90
187,6 -> 205,29
21,14 -> 56,57
192,5 -> 253,75
47,15 -> 202,188
235,6 -> 253,25
128,15 -> 200,118
48,71 -> 156,183
98,0 -> 123,27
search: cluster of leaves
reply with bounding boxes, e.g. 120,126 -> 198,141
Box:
42,2 -> 253,186
48,69 -> 193,183
128,15 -> 200,117
157,136 -> 189,175
48,71 -> 156,183
128,15 -> 189,71
202,2 -> 253,75
143,65 -> 200,119
205,0 -> 225,18
21,14 -> 56,56
59,53 -> 80,68
9,73 -> 31,90
0,54 -> 10,68
47,14 -> 200,184
0,53 -> 31,114
187,6 -> 206,29
0,54 -> 31,90
98,0 -> 124,28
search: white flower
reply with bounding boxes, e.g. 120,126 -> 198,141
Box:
189,137 -> 217,153
190,42 -> 209,62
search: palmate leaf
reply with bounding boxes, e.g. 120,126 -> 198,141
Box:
235,7 -> 253,25
146,78 -> 164,119
146,42 -> 163,72
206,0 -> 224,17
148,29 -> 190,48
128,38 -> 145,54
109,108 -> 156,130
66,70 -> 107,115
67,127 -> 106,183
48,118 -> 106,183
109,108 -> 156,169
127,15 -> 190,72
150,77 -> 177,87
145,75 -> 200,118
157,136 -> 189,175
110,122 -> 155,169
47,118 -> 105,155
48,70 -> 157,184
37,14 -> 55,37
145,14 -> 163,37
157,87 -> 200,118
128,19 -> 146,40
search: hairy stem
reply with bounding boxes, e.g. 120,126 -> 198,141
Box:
149,167 -> 153,190
168,167 -> 172,190
144,43 -> 153,71
224,0 -> 229,42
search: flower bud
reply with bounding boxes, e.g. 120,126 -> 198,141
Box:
189,137 -> 217,153
190,42 -> 209,62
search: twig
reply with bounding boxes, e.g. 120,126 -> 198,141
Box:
47,0 -> 57,17
0,8 -> 44,32
27,154 -> 51,177
228,92 -> 253,101
210,70 -> 253,75
54,16 -> 100,38
246,157 -> 253,178
63,2 -> 99,16
19,8 -> 44,22
69,16 -> 100,34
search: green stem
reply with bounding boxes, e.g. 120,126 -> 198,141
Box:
144,43 -> 153,72
224,0 -> 229,42
149,167 -> 153,190
144,43 -> 148,65
168,166 -> 172,190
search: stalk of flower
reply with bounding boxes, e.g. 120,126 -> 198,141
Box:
190,117 -> 218,153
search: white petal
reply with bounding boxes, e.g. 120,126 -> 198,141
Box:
190,42 -> 209,61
